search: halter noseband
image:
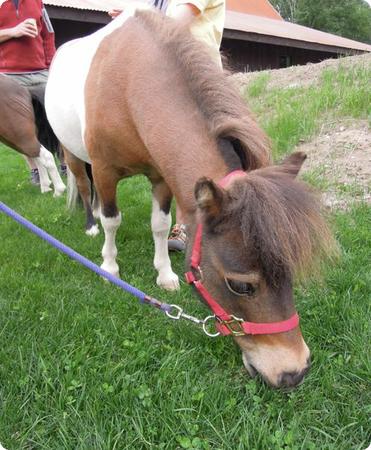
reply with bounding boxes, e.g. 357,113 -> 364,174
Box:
185,170 -> 299,337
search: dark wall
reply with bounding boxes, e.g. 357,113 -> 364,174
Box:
51,19 -> 102,48
221,39 -> 341,72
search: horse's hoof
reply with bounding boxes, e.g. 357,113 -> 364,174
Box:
100,262 -> 120,280
86,224 -> 99,237
157,273 -> 180,291
53,189 -> 65,197
53,183 -> 66,197
40,185 -> 52,194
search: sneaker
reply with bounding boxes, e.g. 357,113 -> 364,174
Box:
60,164 -> 67,176
168,224 -> 187,252
30,168 -> 40,185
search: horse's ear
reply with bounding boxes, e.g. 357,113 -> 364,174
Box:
280,152 -> 307,178
195,177 -> 225,220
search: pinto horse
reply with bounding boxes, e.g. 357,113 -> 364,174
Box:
45,7 -> 336,388
0,74 -> 65,196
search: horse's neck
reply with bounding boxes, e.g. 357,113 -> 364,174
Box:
137,93 -> 229,218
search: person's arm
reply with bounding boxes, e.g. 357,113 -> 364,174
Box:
0,20 -> 38,43
40,6 -> 56,67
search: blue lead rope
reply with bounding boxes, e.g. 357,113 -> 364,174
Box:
0,201 -> 172,313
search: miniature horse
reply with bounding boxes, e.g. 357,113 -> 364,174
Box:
45,7 -> 336,388
0,74 -> 65,196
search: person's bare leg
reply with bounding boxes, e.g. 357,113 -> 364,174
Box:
168,203 -> 187,252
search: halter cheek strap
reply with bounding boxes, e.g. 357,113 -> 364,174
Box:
185,170 -> 300,337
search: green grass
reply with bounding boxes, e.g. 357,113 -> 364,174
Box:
0,148 -> 370,449
246,73 -> 271,98
0,60 -> 370,449
245,62 -> 371,158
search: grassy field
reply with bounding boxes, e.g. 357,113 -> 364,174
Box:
244,62 -> 371,159
0,60 -> 370,449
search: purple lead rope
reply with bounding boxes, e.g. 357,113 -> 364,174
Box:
0,201 -> 172,313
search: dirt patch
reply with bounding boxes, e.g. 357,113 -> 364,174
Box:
300,119 -> 370,208
233,53 -> 371,90
233,53 -> 371,209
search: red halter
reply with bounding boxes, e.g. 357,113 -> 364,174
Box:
185,170 -> 299,337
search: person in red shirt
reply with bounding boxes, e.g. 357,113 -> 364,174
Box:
0,0 -> 63,184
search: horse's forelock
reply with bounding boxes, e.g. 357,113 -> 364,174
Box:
135,10 -> 271,170
229,171 -> 337,286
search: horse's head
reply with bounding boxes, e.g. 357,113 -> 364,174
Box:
187,152 -> 335,388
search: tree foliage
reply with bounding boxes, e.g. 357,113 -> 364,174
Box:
270,0 -> 371,43
271,0 -> 300,22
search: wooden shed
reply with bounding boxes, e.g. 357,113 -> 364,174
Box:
45,0 -> 371,72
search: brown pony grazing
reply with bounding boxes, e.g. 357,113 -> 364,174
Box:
0,74 -> 65,196
45,7 -> 336,388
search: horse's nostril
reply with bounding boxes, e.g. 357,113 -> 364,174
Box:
279,365 -> 310,388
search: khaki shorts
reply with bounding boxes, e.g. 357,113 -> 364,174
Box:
3,70 -> 48,105
3,70 -> 48,88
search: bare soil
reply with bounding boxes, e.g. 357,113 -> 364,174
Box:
233,54 -> 371,209
300,118 -> 370,209
233,53 -> 371,90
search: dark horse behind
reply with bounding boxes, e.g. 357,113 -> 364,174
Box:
45,6 -> 337,388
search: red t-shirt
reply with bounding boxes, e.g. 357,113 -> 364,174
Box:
0,0 -> 56,72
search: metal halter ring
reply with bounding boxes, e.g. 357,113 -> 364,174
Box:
202,315 -> 220,338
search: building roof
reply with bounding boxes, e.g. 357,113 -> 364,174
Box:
225,11 -> 371,53
44,0 -> 371,53
226,0 -> 282,20
44,0 -> 129,10
44,0 -> 282,18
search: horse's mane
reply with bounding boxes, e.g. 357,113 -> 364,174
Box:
136,10 -> 271,170
225,168 -> 337,286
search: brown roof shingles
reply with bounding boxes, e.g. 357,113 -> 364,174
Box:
44,0 -> 133,11
226,11 -> 371,52
226,0 -> 282,21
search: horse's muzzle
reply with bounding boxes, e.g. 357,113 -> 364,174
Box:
277,359 -> 311,388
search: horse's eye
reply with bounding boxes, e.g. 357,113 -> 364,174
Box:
225,278 -> 256,297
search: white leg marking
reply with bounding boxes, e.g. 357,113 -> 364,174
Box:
86,224 -> 99,237
92,192 -> 101,219
32,156 -> 52,193
66,167 -> 79,209
151,198 -> 179,291
38,146 -> 66,197
100,212 -> 121,278
93,206 -> 101,220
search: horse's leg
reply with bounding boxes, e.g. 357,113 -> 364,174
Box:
29,154 -> 52,193
36,145 -> 66,197
151,181 -> 179,291
86,163 -> 101,220
93,166 -> 121,278
4,126 -> 54,194
92,186 -> 101,220
64,148 -> 99,236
